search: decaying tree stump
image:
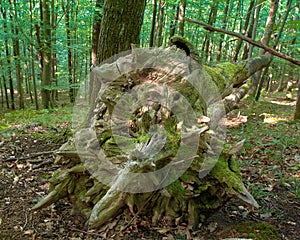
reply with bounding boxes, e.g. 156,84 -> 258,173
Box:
33,40 -> 270,229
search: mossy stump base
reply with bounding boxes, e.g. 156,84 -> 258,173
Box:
33,47 -> 258,229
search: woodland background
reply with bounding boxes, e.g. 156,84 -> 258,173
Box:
0,0 -> 299,113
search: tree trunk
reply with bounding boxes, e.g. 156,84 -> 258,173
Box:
294,74 -> 300,120
216,0 -> 230,62
10,0 -> 24,109
29,0 -> 39,110
149,0 -> 157,47
41,0 -> 52,109
156,0 -> 165,47
232,0 -> 255,62
0,2 -> 15,109
255,0 -> 289,101
1,75 -> 9,109
91,0 -> 104,66
89,0 -> 146,112
169,4 -> 179,39
63,0 -> 74,103
248,4 -> 261,58
96,0 -> 146,63
178,0 -> 186,36
51,0 -> 58,104
201,0 -> 218,61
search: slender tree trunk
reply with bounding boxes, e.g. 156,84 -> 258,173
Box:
72,1 -> 79,99
178,0 -> 186,36
255,0 -> 289,101
232,0 -> 255,62
0,2 -> 15,109
294,74 -> 300,120
149,0 -> 157,47
10,0 -> 24,109
241,1 -> 256,60
216,0 -> 230,61
1,75 -> 9,109
51,0 -> 58,103
41,0 -> 52,109
91,0 -> 104,66
156,0 -> 165,47
202,0 -> 218,61
63,0 -> 74,103
90,0 -> 104,103
248,4 -> 261,58
169,4 -> 179,39
23,42 -> 33,103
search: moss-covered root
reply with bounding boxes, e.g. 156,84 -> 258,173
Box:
32,164 -> 85,210
87,188 -> 127,229
32,173 -> 71,210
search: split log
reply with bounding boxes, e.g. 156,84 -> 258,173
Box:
33,42 -> 267,229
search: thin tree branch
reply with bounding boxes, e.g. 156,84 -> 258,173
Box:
185,18 -> 300,66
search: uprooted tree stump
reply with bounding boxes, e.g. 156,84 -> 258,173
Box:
33,39 -> 270,229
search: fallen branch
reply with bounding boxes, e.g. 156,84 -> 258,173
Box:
185,18 -> 300,66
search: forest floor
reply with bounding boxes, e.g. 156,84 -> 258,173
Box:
0,93 -> 299,240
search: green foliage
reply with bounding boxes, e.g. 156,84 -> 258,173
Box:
228,93 -> 300,207
1,104 -> 73,128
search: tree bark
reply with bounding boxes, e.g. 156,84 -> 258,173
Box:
178,0 -> 186,36
41,0 -> 52,109
29,0 -> 39,110
254,0 -> 280,101
89,0 -> 146,113
169,4 -> 179,39
156,0 -> 165,47
0,2 -> 15,109
201,0 -> 218,62
216,0 -> 230,62
96,0 -> 146,63
149,0 -> 157,47
294,74 -> 300,120
91,0 -> 104,66
232,0 -> 255,62
10,0 -> 24,109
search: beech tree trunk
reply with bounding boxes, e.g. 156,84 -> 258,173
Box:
41,0 -> 52,109
178,0 -> 186,36
149,0 -> 157,47
91,0 -> 104,67
89,0 -> 146,114
294,75 -> 300,120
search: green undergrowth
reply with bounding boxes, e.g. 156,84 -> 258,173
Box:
0,104 -> 73,139
227,93 -> 300,200
1,104 -> 73,127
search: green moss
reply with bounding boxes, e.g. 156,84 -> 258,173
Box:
234,222 -> 281,240
167,179 -> 186,195
194,182 -> 212,194
203,65 -> 228,92
210,153 -> 243,192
